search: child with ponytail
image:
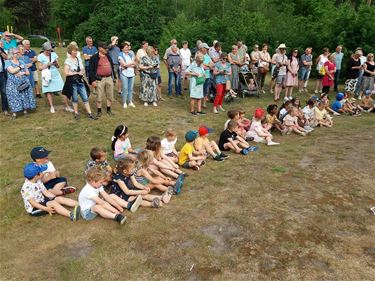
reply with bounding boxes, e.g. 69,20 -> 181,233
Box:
111,124 -> 138,161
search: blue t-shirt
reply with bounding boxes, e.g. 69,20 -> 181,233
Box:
331,100 -> 342,112
82,45 -> 98,67
24,49 -> 37,71
203,54 -> 212,79
109,45 -> 120,65
334,52 -> 344,70
214,61 -> 231,84
1,39 -> 17,51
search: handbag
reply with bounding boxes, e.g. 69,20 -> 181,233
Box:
259,66 -> 269,74
148,71 -> 158,80
195,76 -> 205,85
17,81 -> 29,92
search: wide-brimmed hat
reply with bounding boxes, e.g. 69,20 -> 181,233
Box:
277,43 -> 287,49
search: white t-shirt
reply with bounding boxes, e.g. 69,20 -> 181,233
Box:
180,48 -> 191,67
302,105 -> 315,120
118,52 -> 135,77
21,179 -> 46,213
317,54 -> 328,71
78,183 -> 104,212
161,138 -> 177,154
248,119 -> 263,137
114,138 -> 132,156
224,119 -> 230,130
43,161 -> 56,173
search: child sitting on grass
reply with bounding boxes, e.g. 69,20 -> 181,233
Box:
194,126 -> 229,161
111,124 -> 138,161
78,167 -> 131,224
248,108 -> 280,146
85,147 -> 113,174
178,130 -> 206,170
161,129 -> 179,163
314,101 -> 333,127
238,108 -> 251,132
266,104 -> 287,134
146,136 -> 183,179
302,99 -> 318,128
291,97 -> 314,133
283,107 -> 309,136
331,92 -> 345,114
31,146 -> 76,196
224,109 -> 248,139
278,100 -> 293,122
21,163 -> 80,221
110,159 -> 172,207
361,90 -> 374,112
219,120 -> 254,154
320,93 -> 340,116
342,94 -> 363,115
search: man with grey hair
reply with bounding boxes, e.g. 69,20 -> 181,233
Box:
163,38 -> 179,68
333,45 -> 344,92
23,39 -> 41,98
82,36 -> 98,79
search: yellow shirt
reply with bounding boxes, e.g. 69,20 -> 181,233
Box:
194,137 -> 209,151
265,113 -> 277,124
178,143 -> 194,166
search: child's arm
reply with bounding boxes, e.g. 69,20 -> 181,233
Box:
161,154 -> 179,169
41,172 -> 57,183
152,158 -> 175,171
28,198 -> 54,214
42,189 -> 57,199
235,135 -> 248,145
99,190 -> 123,212
138,168 -> 166,185
130,176 -> 151,192
114,179 -> 149,195
128,147 -> 137,154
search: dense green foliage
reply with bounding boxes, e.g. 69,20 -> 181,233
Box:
1,0 -> 374,54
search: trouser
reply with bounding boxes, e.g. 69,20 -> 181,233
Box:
214,84 -> 225,107
0,72 -> 8,112
354,70 -> 364,96
168,72 -> 181,96
334,69 -> 341,91
120,75 -> 135,104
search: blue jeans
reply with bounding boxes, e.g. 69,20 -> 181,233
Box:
203,78 -> 210,97
0,72 -> 8,112
354,70 -> 364,96
120,75 -> 134,104
72,82 -> 89,103
334,69 -> 341,91
168,72 -> 181,96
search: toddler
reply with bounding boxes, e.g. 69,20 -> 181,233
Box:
283,107 -> 309,136
21,163 -> 80,220
224,109 -> 248,139
194,126 -> 229,161
111,124 -> 138,161
31,146 -> 75,196
361,90 -> 374,112
79,167 -> 133,224
331,92 -> 345,114
219,120 -> 255,154
161,129 -> 179,163
302,99 -> 318,128
314,101 -> 333,127
238,108 -> 251,131
248,108 -> 280,146
266,104 -> 287,134
278,100 -> 292,122
110,159 -> 171,207
85,147 -> 113,174
178,130 -> 206,170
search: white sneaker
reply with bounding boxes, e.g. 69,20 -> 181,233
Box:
65,106 -> 74,113
144,102 -> 148,107
123,103 -> 127,109
288,96 -> 293,101
152,102 -> 157,107
219,106 -> 225,112
333,111 -> 340,116
50,106 -> 55,113
213,107 -> 218,114
284,97 -> 289,102
267,141 -> 280,146
129,102 -> 136,108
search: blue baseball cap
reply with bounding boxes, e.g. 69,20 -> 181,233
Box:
365,90 -> 372,96
185,130 -> 198,142
24,163 -> 47,179
30,146 -> 51,160
336,92 -> 344,101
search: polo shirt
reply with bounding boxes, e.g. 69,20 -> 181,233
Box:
24,49 -> 37,71
82,45 -> 98,67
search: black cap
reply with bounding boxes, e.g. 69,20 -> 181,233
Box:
98,42 -> 109,49
30,146 -> 51,160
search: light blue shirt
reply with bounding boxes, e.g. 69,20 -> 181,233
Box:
334,52 -> 344,70
1,39 -> 17,52
203,54 -> 212,78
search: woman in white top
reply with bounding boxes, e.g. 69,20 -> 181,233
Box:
118,42 -> 136,108
314,48 -> 329,94
257,43 -> 271,93
180,41 -> 191,91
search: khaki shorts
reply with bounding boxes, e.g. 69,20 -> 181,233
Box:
96,76 -> 114,102
33,71 -> 38,82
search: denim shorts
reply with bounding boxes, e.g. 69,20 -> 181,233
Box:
81,208 -> 97,220
276,75 -> 286,85
298,67 -> 309,81
72,82 -> 89,103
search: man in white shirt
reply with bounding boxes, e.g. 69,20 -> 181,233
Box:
180,41 -> 191,91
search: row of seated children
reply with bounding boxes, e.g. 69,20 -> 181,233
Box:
331,91 -> 374,115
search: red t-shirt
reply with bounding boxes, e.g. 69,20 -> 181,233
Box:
96,55 -> 112,77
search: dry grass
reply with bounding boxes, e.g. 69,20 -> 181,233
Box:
0,48 -> 374,281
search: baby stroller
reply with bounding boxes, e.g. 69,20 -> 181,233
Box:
238,64 -> 260,98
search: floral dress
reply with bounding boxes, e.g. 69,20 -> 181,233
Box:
139,55 -> 159,102
5,60 -> 36,112
285,57 -> 299,87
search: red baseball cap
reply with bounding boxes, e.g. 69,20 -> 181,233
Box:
254,108 -> 265,119
198,126 -> 213,136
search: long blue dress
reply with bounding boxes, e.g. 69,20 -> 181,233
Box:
38,52 -> 64,93
5,60 -> 36,112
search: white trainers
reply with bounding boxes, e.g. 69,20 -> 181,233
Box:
333,111 -> 340,116
267,141 -> 280,146
50,106 -> 55,113
284,97 -> 289,102
65,106 -> 74,113
152,102 -> 157,107
144,102 -> 148,107
213,107 -> 218,114
123,103 -> 127,109
129,102 -> 136,108
219,106 -> 225,112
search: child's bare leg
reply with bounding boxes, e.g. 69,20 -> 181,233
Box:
224,142 -> 241,153
50,182 -> 67,196
161,168 -> 178,179
47,200 -> 71,217
190,99 -> 195,112
92,205 -> 117,219
142,194 -> 164,206
54,196 -> 78,208
108,194 -> 128,207
203,143 -> 216,157
210,141 -> 222,155
102,202 -> 120,214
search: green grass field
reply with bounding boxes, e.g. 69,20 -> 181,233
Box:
0,48 -> 374,281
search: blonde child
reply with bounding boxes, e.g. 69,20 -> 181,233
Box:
194,126 -> 229,161
161,129 -> 179,163
266,104 -> 288,134
283,107 -> 309,136
248,108 -> 280,145
219,120 -> 254,154
314,101 -> 333,127
31,146 -> 76,196
85,147 -> 113,174
146,136 -> 183,179
111,159 -> 171,207
111,124 -> 138,161
21,163 -> 80,220
291,97 -> 314,132
361,90 -> 374,112
238,108 -> 251,131
178,130 -> 206,170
